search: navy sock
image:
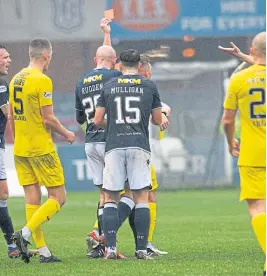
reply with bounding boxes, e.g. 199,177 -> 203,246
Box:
0,201 -> 15,246
102,202 -> 118,250
118,197 -> 135,229
128,208 -> 137,250
98,205 -> 104,235
134,203 -> 150,251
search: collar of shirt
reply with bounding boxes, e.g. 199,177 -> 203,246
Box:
94,67 -> 110,71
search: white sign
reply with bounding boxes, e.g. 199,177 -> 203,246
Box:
0,0 -> 106,42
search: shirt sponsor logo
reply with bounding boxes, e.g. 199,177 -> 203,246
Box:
44,92 -> 52,99
0,86 -> 7,93
83,75 -> 103,84
118,78 -> 141,84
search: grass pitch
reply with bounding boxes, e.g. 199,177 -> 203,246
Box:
0,189 -> 264,276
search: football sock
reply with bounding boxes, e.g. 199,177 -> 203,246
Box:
103,202 -> 118,251
25,204 -> 46,248
25,198 -> 60,236
251,213 -> 266,254
128,208 -> 137,250
98,205 -> 104,235
93,219 -> 99,230
0,200 -> 15,246
118,196 -> 135,228
21,226 -> 31,241
148,202 -> 156,243
39,246 -> 52,258
135,203 -> 150,251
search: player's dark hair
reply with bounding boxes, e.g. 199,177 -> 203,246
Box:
120,49 -> 140,68
29,39 -> 52,59
0,45 -> 6,50
140,54 -> 151,66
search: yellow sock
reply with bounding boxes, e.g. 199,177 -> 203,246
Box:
25,204 -> 46,248
251,213 -> 266,254
26,199 -> 60,234
93,219 -> 99,230
148,202 -> 157,243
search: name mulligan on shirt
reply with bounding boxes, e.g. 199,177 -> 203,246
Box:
111,87 -> 144,94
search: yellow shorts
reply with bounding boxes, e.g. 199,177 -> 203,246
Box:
239,166 -> 266,201
14,152 -> 65,187
120,164 -> 158,195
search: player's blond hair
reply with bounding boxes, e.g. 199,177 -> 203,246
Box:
29,39 -> 52,59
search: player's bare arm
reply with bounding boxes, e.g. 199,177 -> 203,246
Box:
221,109 -> 239,157
0,103 -> 8,118
100,18 -> 112,47
218,42 -> 254,64
160,102 -> 171,130
161,102 -> 171,116
151,108 -> 162,126
41,105 -> 75,144
1,103 -> 14,141
7,104 -> 15,141
94,107 -> 107,129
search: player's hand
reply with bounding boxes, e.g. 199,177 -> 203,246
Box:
218,42 -> 243,58
160,113 -> 169,131
228,138 -> 239,157
64,130 -> 75,144
100,18 -> 112,33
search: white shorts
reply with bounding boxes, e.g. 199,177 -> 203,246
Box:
103,148 -> 151,192
0,148 -> 6,181
85,143 -> 105,186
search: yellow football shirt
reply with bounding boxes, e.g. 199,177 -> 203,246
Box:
224,64 -> 266,167
9,68 -> 55,157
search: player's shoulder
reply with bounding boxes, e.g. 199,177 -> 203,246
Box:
38,72 -> 52,82
103,69 -> 122,78
142,77 -> 158,90
0,78 -> 8,93
231,64 -> 256,81
104,74 -> 122,86
0,78 -> 8,88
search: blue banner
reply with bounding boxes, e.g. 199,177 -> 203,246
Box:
106,0 -> 266,39
57,145 -> 96,192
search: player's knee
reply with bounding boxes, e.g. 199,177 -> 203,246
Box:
246,199 -> 266,218
133,188 -> 149,204
105,191 -> 120,204
58,191 -> 67,207
0,180 -> 9,200
47,185 -> 66,207
148,190 -> 156,203
0,191 -> 9,200
99,189 -> 105,205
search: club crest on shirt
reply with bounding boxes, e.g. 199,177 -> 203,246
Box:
44,92 -> 52,99
52,0 -> 84,32
0,86 -> 7,93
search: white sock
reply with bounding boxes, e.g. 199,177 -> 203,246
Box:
93,229 -> 99,238
107,246 -> 116,254
147,242 -> 152,249
8,243 -> 17,249
21,226 -> 31,241
137,250 -> 147,254
39,246 -> 52,257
